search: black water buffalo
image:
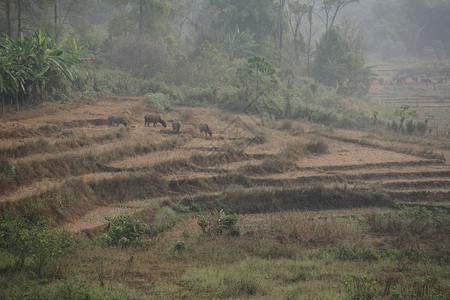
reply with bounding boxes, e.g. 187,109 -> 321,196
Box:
199,123 -> 212,137
144,114 -> 167,127
172,120 -> 181,133
107,115 -> 127,127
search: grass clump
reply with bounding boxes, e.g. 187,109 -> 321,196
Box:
335,240 -> 379,261
241,142 -> 305,175
306,138 -> 329,154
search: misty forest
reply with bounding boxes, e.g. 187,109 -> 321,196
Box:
0,0 -> 449,299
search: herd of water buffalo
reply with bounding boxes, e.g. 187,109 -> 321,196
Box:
378,74 -> 448,86
107,114 -> 212,137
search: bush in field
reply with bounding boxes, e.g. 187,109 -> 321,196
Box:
405,119 -> 415,135
197,209 -> 239,236
416,121 -> 427,135
387,120 -> 400,132
0,218 -> 73,274
143,92 -> 172,112
306,139 -> 328,154
101,215 -> 147,247
363,206 -> 448,242
151,206 -> 181,234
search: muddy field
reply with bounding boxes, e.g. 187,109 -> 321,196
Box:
0,94 -> 448,233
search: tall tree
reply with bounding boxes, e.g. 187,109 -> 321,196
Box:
286,0 -> 307,63
306,0 -> 314,75
275,0 -> 286,62
317,0 -> 359,30
311,28 -> 372,96
209,0 -> 277,45
107,0 -> 169,39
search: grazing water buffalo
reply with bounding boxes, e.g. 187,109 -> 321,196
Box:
199,123 -> 212,137
172,120 -> 181,133
107,115 -> 127,127
144,114 -> 167,127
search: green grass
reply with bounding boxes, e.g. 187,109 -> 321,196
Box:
1,205 -> 448,299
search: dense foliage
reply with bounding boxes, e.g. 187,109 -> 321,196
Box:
311,28 -> 372,96
0,216 -> 74,275
0,30 -> 85,110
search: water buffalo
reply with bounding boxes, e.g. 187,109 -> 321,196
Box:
199,123 -> 212,137
107,115 -> 127,127
172,120 -> 181,133
144,114 -> 167,127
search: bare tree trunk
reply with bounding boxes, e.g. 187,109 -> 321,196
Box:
58,0 -> 62,24
1,95 -> 4,115
139,0 -> 143,41
17,0 -> 22,36
306,7 -> 313,75
278,0 -> 285,63
137,1 -> 144,76
16,93 -> 19,111
6,0 -> 12,36
54,2 -> 58,38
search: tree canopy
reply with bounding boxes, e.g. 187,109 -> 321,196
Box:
311,28 -> 372,96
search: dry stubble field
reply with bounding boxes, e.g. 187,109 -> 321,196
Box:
0,93 -> 449,298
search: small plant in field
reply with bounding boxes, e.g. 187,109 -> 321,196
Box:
342,274 -> 378,300
173,241 -> 186,253
101,215 -> 147,247
197,209 -> 239,236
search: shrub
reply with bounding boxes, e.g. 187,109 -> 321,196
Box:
363,206 -> 448,237
0,218 -> 74,274
416,121 -> 427,135
101,215 -> 147,247
151,207 -> 181,234
388,120 -> 399,132
306,139 -> 328,154
143,92 -> 172,112
405,119 -> 415,135
173,241 -> 186,253
197,209 -> 239,236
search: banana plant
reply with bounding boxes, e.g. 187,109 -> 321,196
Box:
0,30 -> 87,111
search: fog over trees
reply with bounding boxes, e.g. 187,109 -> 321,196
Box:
0,0 -> 449,111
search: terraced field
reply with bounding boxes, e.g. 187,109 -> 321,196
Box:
0,95 -> 448,233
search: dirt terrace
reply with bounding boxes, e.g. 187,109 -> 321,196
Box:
0,96 -> 448,232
